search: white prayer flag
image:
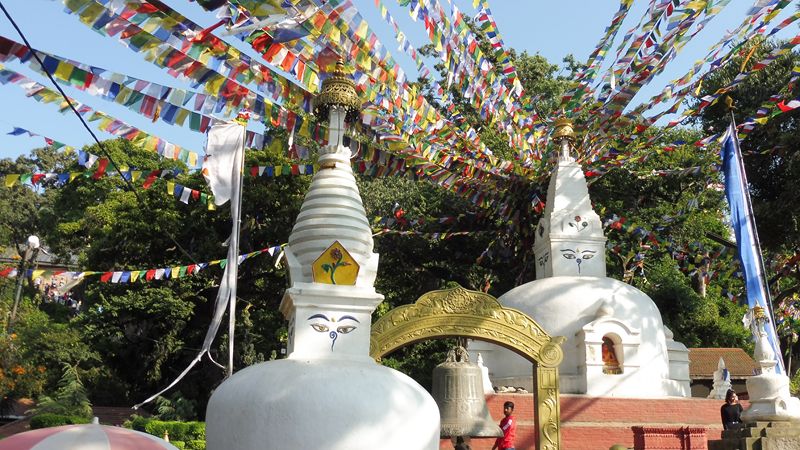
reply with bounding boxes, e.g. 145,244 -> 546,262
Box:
180,187 -> 192,204
203,122 -> 245,206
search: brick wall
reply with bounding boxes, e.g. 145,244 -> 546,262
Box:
439,394 -> 732,450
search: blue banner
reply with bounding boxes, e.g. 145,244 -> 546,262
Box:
721,123 -> 784,374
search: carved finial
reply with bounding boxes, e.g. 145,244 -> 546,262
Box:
313,57 -> 361,123
553,117 -> 576,161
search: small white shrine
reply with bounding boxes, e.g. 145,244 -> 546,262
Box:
472,119 -> 691,398
205,61 -> 440,450
741,306 -> 800,422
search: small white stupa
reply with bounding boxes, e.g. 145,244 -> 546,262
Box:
741,306 -> 800,422
205,61 -> 440,450
472,118 -> 690,397
707,357 -> 732,400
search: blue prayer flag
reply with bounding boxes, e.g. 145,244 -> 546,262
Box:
721,123 -> 784,374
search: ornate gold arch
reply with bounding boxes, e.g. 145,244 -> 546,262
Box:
370,285 -> 565,450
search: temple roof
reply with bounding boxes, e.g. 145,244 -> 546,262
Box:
689,348 -> 758,379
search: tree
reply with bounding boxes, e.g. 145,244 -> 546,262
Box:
31,363 -> 92,418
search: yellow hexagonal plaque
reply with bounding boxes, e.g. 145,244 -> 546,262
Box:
312,241 -> 359,285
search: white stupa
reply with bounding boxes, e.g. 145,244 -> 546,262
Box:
205,61 -> 440,450
707,357 -> 732,400
741,306 -> 800,422
472,118 -> 691,398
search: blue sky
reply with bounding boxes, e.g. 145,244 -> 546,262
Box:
0,0 -> 793,164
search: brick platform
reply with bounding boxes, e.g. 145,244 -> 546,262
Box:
439,394 -> 731,450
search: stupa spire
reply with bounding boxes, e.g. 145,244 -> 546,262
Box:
205,58 -> 439,450
534,118 -> 607,278
281,59 -> 381,361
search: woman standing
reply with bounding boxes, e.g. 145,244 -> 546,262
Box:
721,389 -> 744,430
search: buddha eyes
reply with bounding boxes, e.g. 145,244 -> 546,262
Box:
310,323 -> 329,332
310,324 -> 356,334
561,249 -> 596,259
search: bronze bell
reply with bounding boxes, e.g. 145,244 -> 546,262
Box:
432,346 -> 503,438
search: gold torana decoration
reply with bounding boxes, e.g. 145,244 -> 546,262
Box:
552,117 -> 576,144
313,58 -> 361,123
370,285 -> 565,450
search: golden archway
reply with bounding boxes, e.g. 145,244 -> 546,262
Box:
370,285 -> 565,450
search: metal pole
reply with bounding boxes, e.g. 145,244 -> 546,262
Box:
9,251 -> 27,327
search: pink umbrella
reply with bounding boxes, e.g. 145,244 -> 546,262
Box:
0,419 -> 178,450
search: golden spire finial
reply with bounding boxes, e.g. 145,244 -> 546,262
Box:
313,57 -> 361,123
552,117 -> 576,143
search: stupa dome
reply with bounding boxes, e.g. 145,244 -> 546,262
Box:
481,276 -> 682,397
206,358 -> 440,450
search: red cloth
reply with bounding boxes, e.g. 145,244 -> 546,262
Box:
495,415 -> 516,449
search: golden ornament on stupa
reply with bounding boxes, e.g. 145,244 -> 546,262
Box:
313,58 -> 361,123
552,117 -> 576,143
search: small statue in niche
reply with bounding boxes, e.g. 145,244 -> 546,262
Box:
602,336 -> 622,375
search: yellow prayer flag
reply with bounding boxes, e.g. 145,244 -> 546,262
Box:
204,75 -> 225,96
167,181 -> 175,195
31,270 -> 45,281
54,61 -> 73,82
115,86 -> 132,105
188,152 -> 198,168
174,108 -> 190,127
69,172 -> 80,182
4,174 -> 20,187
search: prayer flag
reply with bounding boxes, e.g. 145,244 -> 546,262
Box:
202,121 -> 245,205
721,123 -> 784,374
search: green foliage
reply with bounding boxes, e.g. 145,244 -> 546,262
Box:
186,440 -> 206,450
790,368 -> 800,395
32,363 -> 93,418
153,394 -> 198,421
29,413 -> 91,429
126,416 -> 205,445
0,324 -> 47,403
642,257 -> 750,348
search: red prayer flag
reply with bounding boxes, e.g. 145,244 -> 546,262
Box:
92,158 -> 109,180
100,272 -> 113,282
142,170 -> 160,189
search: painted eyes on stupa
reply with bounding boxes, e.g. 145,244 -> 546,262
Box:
336,325 -> 356,334
307,314 -> 360,351
310,323 -> 330,332
309,323 -> 357,334
560,249 -> 596,260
